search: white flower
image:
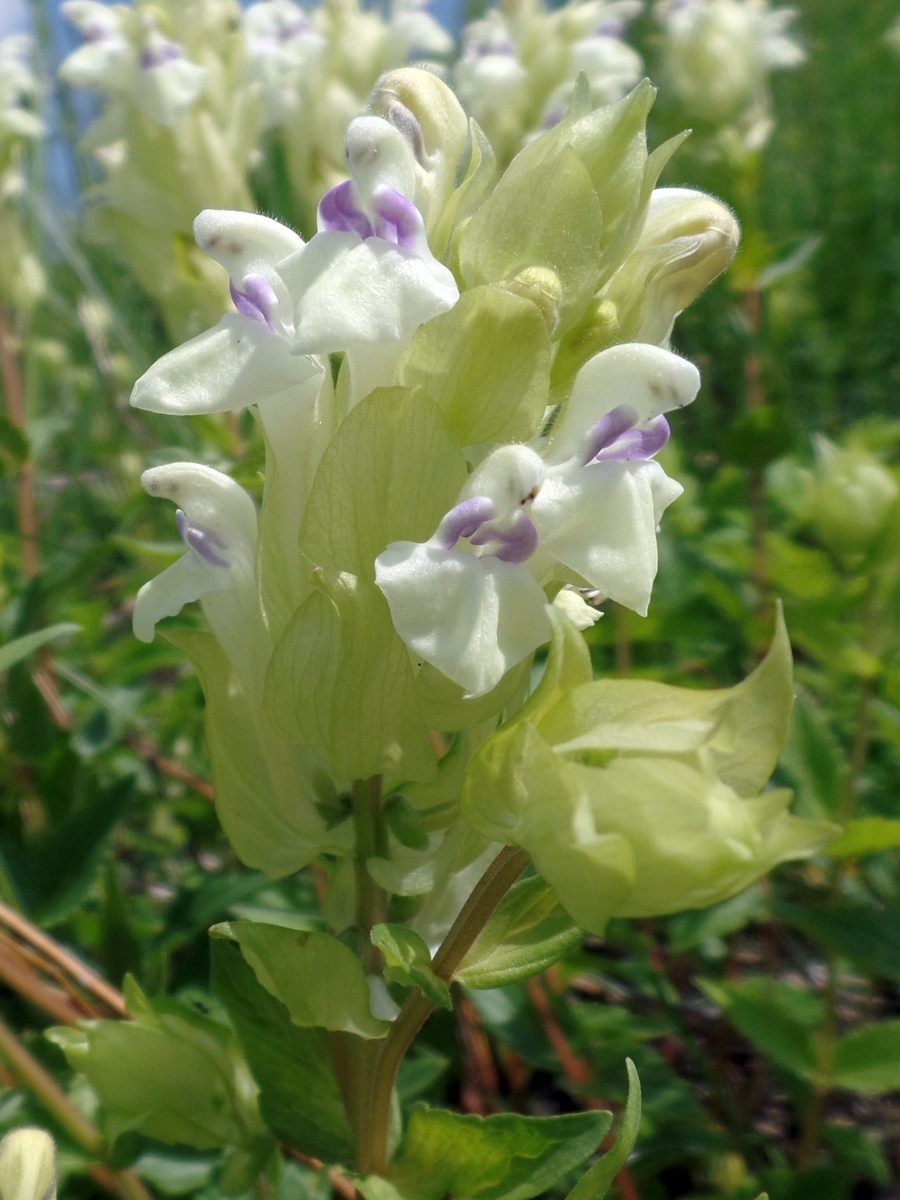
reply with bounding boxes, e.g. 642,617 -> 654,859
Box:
59,2 -> 136,91
242,0 -> 326,127
133,463 -> 265,691
131,210 -> 320,416
278,114 -> 459,406
375,343 -> 700,697
655,0 -> 805,130
60,5 -> 206,126
131,23 -> 207,127
0,36 -> 44,141
386,0 -> 455,61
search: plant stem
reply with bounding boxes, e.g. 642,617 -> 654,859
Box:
361,845 -> 529,1175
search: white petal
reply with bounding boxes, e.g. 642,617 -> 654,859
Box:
280,232 -> 458,356
375,542 -> 551,698
133,554 -> 226,643
547,343 -> 700,465
58,39 -> 135,90
130,313 -> 319,414
193,209 -> 304,294
534,459 -> 682,615
131,58 -> 207,126
142,461 -> 258,553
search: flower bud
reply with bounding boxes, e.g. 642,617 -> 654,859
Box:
808,435 -> 899,558
369,68 -> 469,233
499,267 -> 563,333
0,1129 -> 56,1200
603,187 -> 740,345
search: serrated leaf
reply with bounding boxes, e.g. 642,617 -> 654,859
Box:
390,1107 -> 611,1200
565,1059 -> 641,1200
370,924 -> 452,1010
456,875 -> 583,989
402,287 -> 550,446
300,386 -> 466,583
210,938 -> 353,1163
265,574 -> 435,782
215,920 -> 390,1039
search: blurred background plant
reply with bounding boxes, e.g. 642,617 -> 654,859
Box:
0,0 -> 900,1197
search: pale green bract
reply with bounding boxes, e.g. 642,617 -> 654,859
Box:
460,607 -> 840,933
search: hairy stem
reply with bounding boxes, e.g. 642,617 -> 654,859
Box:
361,845 -> 530,1175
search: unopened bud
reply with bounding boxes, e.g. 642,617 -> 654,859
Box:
369,68 -> 469,231
809,435 -> 899,557
500,267 -> 563,333
0,1129 -> 56,1200
604,187 -> 740,345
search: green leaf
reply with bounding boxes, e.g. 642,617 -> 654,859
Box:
456,875 -> 583,989
780,687 -> 846,817
0,623 -> 80,673
458,143 -> 603,331
166,630 -> 341,879
699,977 -> 822,1082
824,818 -> 900,858
210,937 -> 354,1164
667,884 -> 769,954
778,902 -> 900,983
832,1022 -> 900,1093
389,1107 -> 611,1200
265,574 -> 435,782
215,919 -> 390,1039
300,386 -> 466,583
0,774 -> 133,925
370,924 -> 452,1010
565,1059 -> 641,1200
47,983 -> 248,1151
402,287 -> 550,446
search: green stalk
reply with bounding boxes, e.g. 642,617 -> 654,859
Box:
360,845 -> 530,1176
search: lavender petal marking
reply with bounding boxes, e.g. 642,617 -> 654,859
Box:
597,416 -> 671,462
230,273 -> 279,333
596,17 -> 624,36
140,40 -> 184,69
581,404 -> 638,464
371,188 -> 423,251
434,496 -> 497,549
318,181 -> 375,240
471,511 -> 540,564
176,509 -> 230,568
